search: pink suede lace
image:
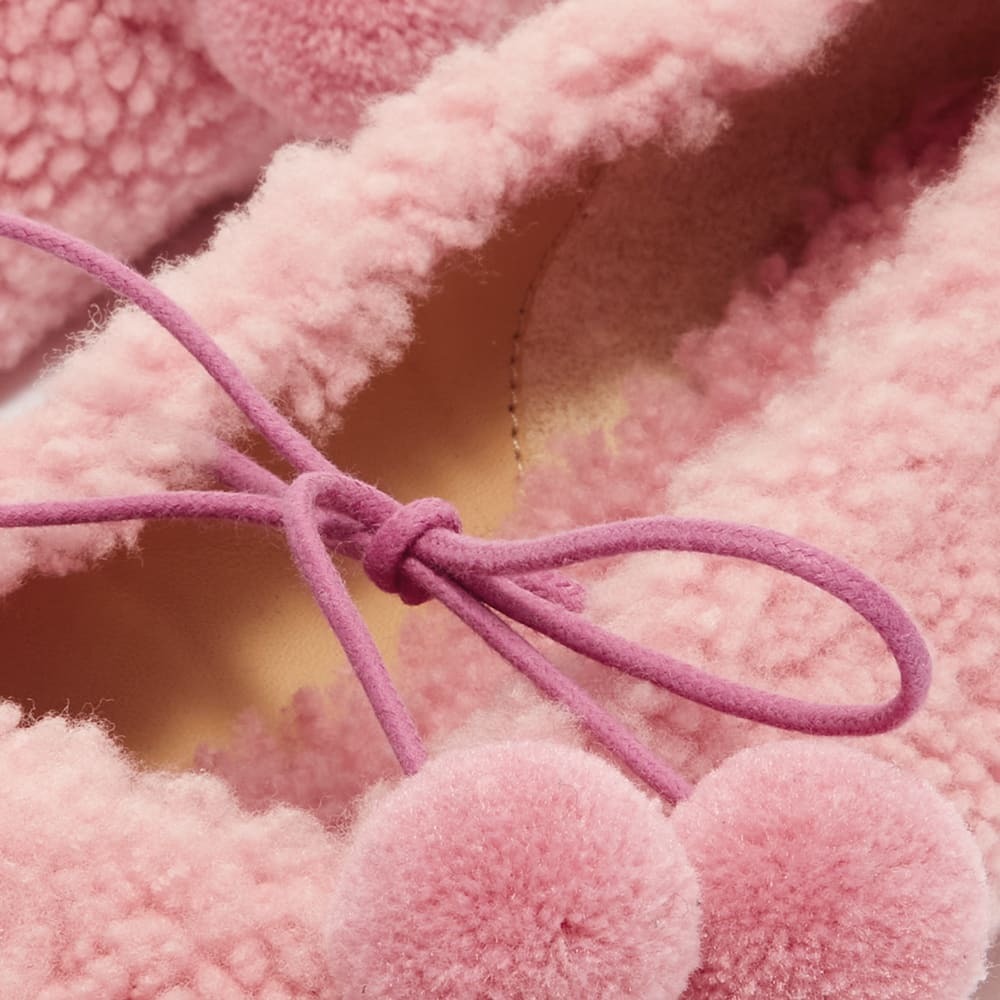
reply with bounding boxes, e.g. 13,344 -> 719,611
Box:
0,212 -> 931,802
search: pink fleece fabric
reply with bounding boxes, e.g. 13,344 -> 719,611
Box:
0,0 -> 864,589
1,0 -> 998,995
1,0 -> 537,372
198,39 -> 1000,999
0,0 -> 280,371
376,73 -> 1000,933
557,88 -> 1000,922
0,703 -> 343,998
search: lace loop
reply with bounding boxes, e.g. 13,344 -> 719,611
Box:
0,211 -> 932,803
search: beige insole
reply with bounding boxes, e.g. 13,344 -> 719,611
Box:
2,0 -> 999,778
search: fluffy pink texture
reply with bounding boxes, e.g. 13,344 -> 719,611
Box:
0,702 -> 343,998
0,0 -> 995,993
510,82 -> 983,535
198,83 -> 1000,1000
327,741 -> 701,999
0,0 -> 865,593
199,89 -> 985,828
0,0 -> 284,371
672,742 -> 990,998
195,0 -> 547,137
555,89 -> 1000,926
1,0 -> 546,374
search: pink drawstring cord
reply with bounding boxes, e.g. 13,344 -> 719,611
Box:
0,212 -> 931,802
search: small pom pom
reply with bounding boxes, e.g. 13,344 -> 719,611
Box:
672,741 -> 990,999
195,0 -> 542,137
327,741 -> 701,999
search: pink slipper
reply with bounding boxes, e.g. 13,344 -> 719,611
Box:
1,0 -> 998,996
0,0 -> 541,370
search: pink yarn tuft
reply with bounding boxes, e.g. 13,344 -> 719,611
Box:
327,741 -> 702,999
672,742 -> 990,999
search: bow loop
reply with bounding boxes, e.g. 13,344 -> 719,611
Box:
0,211 -> 933,805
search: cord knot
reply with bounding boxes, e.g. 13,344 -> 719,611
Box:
363,497 -> 462,605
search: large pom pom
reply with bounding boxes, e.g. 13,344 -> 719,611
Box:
671,741 -> 990,999
195,0 -> 542,137
327,741 -> 701,998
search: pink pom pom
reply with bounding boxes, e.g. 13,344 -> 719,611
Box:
672,741 -> 990,999
327,741 -> 701,998
195,0 -> 541,137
